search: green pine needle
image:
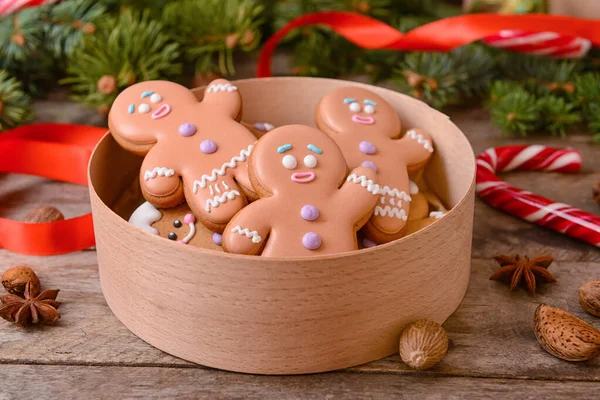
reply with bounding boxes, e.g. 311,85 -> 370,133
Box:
0,69 -> 34,131
0,8 -> 46,68
62,9 -> 181,111
162,0 -> 263,76
487,87 -> 540,136
538,95 -> 581,137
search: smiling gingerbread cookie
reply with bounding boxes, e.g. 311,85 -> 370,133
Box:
109,79 -> 257,232
316,86 -> 434,243
222,125 -> 381,257
129,202 -> 223,251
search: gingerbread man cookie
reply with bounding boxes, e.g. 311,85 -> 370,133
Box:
109,79 -> 256,232
129,202 -> 223,251
316,86 -> 434,243
222,125 -> 381,257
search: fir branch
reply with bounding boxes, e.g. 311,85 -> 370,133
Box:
291,30 -> 359,77
574,72 -> 600,110
62,10 -> 181,112
487,86 -> 540,136
43,0 -> 107,58
0,8 -> 46,68
0,70 -> 33,131
538,95 -> 581,137
162,0 -> 263,76
588,102 -> 600,141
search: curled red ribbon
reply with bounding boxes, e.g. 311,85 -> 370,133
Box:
257,11 -> 600,77
0,123 -> 106,255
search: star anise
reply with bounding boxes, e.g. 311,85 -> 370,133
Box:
490,255 -> 556,294
0,281 -> 61,327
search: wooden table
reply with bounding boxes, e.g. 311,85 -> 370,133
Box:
1,95 -> 599,399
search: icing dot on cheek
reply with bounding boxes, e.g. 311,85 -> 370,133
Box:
200,140 -> 218,154
304,155 -> 317,168
179,123 -> 197,137
138,103 -> 150,114
282,154 -> 297,169
302,232 -> 322,250
359,141 -> 377,155
349,102 -> 361,112
300,205 -> 319,221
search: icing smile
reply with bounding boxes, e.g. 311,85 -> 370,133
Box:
151,104 -> 172,120
291,171 -> 316,183
352,115 -> 374,125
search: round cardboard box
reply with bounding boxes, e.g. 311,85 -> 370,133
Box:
88,77 -> 475,375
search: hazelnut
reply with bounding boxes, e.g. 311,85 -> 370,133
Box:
1,266 -> 41,296
23,206 -> 64,223
534,304 -> 600,361
399,319 -> 449,370
579,280 -> 600,317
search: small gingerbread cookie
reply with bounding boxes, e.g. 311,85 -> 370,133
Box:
222,125 -> 381,257
109,79 -> 257,233
316,86 -> 434,243
129,202 -> 223,251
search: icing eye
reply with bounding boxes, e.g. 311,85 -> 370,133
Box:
363,104 -> 375,114
349,102 -> 361,112
138,103 -> 151,113
304,155 -> 317,168
282,154 -> 297,169
168,232 -> 177,240
150,93 -> 162,103
173,220 -> 182,228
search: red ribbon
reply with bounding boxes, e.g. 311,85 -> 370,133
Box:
0,123 -> 106,255
257,11 -> 600,77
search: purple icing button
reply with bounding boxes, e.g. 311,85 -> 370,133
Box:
179,123 -> 197,137
359,141 -> 376,155
212,232 -> 223,246
361,161 -> 377,172
300,204 -> 319,221
200,139 -> 217,154
302,232 -> 322,250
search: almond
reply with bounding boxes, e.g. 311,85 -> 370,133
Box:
399,319 -> 448,370
23,206 -> 64,223
579,280 -> 600,317
534,303 -> 600,361
1,266 -> 41,296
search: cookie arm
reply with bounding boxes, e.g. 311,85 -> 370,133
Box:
202,79 -> 243,121
139,148 -> 183,206
396,128 -> 434,172
337,166 -> 380,223
222,201 -> 272,256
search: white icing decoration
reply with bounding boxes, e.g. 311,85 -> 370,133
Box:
374,206 -> 407,221
138,103 -> 151,114
214,184 -> 221,194
263,123 -> 274,131
222,181 -> 230,190
303,155 -> 317,168
182,220 -> 196,243
363,104 -> 375,114
346,174 -> 380,195
231,226 -> 262,243
128,202 -> 161,235
349,102 -> 361,112
390,198 -> 396,206
380,196 -> 385,204
205,190 -> 240,213
282,154 -> 297,169
144,167 -> 175,181
150,93 -> 162,103
379,186 -> 411,202
406,129 -> 434,153
193,144 -> 253,192
207,83 -> 238,93
430,211 -> 446,219
209,186 -> 214,196
409,180 -> 419,195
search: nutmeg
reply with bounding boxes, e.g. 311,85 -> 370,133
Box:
399,319 -> 449,370
579,280 -> 600,317
534,303 -> 600,361
1,266 -> 41,296
23,206 -> 64,223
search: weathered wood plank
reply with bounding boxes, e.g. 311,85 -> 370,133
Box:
2,364 -> 600,400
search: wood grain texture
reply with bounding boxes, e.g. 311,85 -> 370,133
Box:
2,365 -> 600,400
1,70 -> 600,394
88,77 -> 476,374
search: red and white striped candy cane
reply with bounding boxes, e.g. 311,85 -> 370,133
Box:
484,30 -> 591,59
0,0 -> 58,16
476,145 -> 600,247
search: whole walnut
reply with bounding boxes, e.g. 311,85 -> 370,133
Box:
1,266 -> 41,296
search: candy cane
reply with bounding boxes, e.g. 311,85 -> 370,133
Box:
0,0 -> 58,16
476,145 -> 600,247
483,30 -> 591,59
